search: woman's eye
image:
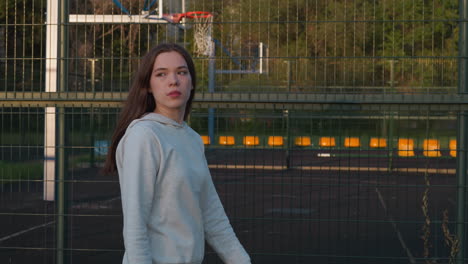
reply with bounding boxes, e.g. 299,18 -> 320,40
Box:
178,71 -> 188,75
156,72 -> 166,77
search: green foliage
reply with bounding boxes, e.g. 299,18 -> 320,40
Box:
3,0 -> 461,91
1,0 -> 45,59
211,0 -> 459,89
0,161 -> 42,182
375,0 -> 458,57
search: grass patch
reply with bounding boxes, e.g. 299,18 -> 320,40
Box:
69,153 -> 106,168
0,161 -> 43,182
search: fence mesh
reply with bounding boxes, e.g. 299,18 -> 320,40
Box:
1,0 -> 467,264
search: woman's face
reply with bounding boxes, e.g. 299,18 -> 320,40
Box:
149,51 -> 193,115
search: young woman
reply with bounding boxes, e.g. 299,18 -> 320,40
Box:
103,43 -> 251,264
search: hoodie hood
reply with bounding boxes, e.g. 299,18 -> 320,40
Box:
133,112 -> 186,129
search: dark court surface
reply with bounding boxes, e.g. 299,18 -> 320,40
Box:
0,149 -> 459,264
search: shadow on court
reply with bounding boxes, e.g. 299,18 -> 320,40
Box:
0,149 -> 459,264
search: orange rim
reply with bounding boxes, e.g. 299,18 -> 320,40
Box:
184,11 -> 213,19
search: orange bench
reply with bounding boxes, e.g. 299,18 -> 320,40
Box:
268,136 -> 284,147
243,136 -> 259,146
423,139 -> 441,157
398,138 -> 415,157
344,137 -> 361,148
449,139 -> 457,157
295,136 -> 311,147
219,136 -> 235,146
319,137 -> 336,147
201,135 -> 210,145
369,137 -> 387,148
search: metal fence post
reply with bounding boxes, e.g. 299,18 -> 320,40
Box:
56,107 -> 67,264
285,109 -> 290,169
208,40 -> 216,144
457,1 -> 468,263
57,0 -> 69,263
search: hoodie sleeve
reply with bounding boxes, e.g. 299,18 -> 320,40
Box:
116,124 -> 160,264
201,167 -> 251,263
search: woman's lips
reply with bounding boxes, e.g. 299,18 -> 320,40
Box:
168,91 -> 181,97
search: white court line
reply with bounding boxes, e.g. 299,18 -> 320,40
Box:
375,188 -> 416,264
0,221 -> 55,243
208,164 -> 456,174
209,164 -> 285,170
72,196 -> 121,209
0,197 -> 121,243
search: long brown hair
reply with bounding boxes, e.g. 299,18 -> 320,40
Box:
102,43 -> 197,174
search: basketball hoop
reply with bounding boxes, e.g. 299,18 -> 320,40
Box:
162,11 -> 212,24
191,13 -> 213,56
163,11 -> 214,56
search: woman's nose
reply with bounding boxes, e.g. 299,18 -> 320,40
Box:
169,72 -> 179,86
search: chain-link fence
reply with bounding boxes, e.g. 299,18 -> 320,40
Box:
1,0 -> 467,263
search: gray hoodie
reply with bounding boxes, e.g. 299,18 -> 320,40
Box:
116,113 -> 250,264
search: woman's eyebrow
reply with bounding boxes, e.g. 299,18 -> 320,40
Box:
153,66 -> 188,72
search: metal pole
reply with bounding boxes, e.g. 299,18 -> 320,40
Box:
456,113 -> 467,264
165,0 -> 180,42
89,59 -> 97,93
456,1 -> 468,263
387,112 -> 394,171
56,107 -> 67,264
89,59 -> 96,167
390,59 -> 395,88
44,0 -> 59,202
285,110 -> 290,169
57,0 -> 69,263
90,108 -> 95,167
208,40 -> 216,92
159,0 -> 163,19
259,42 -> 264,74
208,40 -> 216,143
287,61 -> 292,92
281,59 -> 292,166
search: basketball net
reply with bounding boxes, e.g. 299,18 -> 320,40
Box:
193,15 -> 213,56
